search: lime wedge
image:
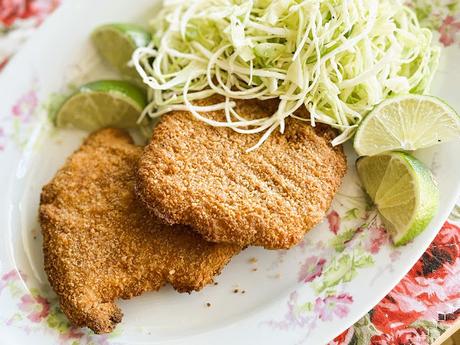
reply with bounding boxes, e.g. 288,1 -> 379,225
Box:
354,95 -> 460,156
356,152 -> 439,246
92,23 -> 151,78
55,80 -> 147,131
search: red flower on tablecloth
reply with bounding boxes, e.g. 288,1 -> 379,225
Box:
0,0 -> 59,27
329,221 -> 460,345
370,222 -> 460,334
0,0 -> 60,71
370,327 -> 428,345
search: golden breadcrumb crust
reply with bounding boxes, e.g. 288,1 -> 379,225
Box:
137,98 -> 347,249
39,128 -> 240,334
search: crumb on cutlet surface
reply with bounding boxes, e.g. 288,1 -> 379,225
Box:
39,128 -> 240,334
136,96 -> 347,249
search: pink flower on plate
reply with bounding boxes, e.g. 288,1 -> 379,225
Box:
1,269 -> 19,282
266,291 -> 315,330
298,256 -> 326,283
18,294 -> 50,322
327,210 -> 340,235
0,269 -> 23,293
366,225 -> 388,254
439,16 -> 460,47
58,327 -> 86,342
12,89 -> 38,122
390,250 -> 402,262
370,327 -> 428,345
314,293 -> 353,322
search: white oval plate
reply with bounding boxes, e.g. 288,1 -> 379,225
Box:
0,1 -> 459,344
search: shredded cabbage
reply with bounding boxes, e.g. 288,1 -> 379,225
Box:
132,0 -> 440,151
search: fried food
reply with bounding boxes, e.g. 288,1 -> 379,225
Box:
136,97 -> 347,249
39,128 -> 240,334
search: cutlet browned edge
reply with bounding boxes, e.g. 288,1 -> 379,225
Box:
39,128 -> 240,334
135,100 -> 347,249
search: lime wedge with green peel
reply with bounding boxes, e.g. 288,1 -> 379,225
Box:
354,95 -> 460,156
356,152 -> 439,246
55,80 -> 147,131
92,24 -> 151,78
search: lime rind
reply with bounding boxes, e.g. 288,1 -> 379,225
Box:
389,153 -> 439,246
107,23 -> 151,47
79,80 -> 147,110
354,95 -> 460,156
55,80 -> 147,131
91,23 -> 151,78
356,151 -> 439,246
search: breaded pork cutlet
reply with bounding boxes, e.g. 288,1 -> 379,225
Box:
39,128 -> 240,334
136,97 -> 347,249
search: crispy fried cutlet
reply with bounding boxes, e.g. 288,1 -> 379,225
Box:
39,128 -> 240,334
136,97 -> 347,249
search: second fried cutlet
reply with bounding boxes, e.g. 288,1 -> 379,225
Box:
136,97 -> 348,249
39,128 -> 240,334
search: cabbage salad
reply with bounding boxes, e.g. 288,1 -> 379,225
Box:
132,0 -> 440,151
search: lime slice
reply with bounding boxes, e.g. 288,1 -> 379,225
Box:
55,80 -> 147,131
92,24 -> 151,78
356,151 -> 439,246
354,95 -> 460,156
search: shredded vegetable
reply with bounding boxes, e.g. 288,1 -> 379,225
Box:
132,0 -> 440,151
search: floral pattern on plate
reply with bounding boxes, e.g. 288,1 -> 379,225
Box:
0,270 -> 119,344
0,83 -> 40,151
0,1 -> 459,344
407,0 -> 460,47
265,201 -> 394,337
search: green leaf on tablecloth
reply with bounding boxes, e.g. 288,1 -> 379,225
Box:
410,320 -> 448,343
349,313 -> 379,345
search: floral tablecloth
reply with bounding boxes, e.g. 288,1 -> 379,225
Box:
1,1 -> 459,344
